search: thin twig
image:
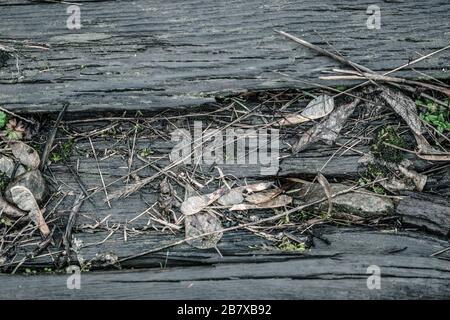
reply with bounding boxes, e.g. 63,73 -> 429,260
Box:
88,137 -> 111,208
39,102 -> 69,170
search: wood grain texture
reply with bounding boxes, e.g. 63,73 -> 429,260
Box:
396,192 -> 450,237
6,119 -> 445,271
1,0 -> 450,299
2,250 -> 449,299
0,0 -> 449,112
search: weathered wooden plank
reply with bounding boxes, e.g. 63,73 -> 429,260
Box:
73,227 -> 450,269
1,99 -> 446,275
2,252 -> 449,299
0,0 -> 449,112
9,222 -> 450,269
43,138 -> 434,227
396,192 -> 450,237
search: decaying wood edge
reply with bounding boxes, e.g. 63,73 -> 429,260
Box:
1,251 -> 449,299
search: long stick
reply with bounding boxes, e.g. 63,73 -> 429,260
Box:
275,30 -> 373,74
39,102 -> 69,170
276,30 -> 450,104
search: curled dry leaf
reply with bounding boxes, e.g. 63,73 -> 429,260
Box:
316,173 -> 333,216
333,212 -> 364,223
10,141 -> 40,169
379,88 -> 423,138
10,186 -> 50,237
275,95 -> 334,126
397,165 -> 427,191
158,177 -> 179,219
244,188 -> 282,204
0,155 -> 26,178
217,188 -> 244,206
293,98 -> 360,153
181,188 -> 227,216
185,211 -> 223,249
379,87 -> 450,161
0,195 -> 27,219
5,169 -> 47,204
216,182 -> 273,206
230,194 -> 292,211
240,182 -> 273,193
416,152 -> 450,162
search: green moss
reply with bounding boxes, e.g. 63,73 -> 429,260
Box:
418,99 -> 450,134
359,125 -> 406,194
5,129 -> 23,141
367,163 -> 389,178
24,268 -> 38,275
278,237 -> 306,252
101,126 -> 119,137
372,185 -> 386,195
319,210 -> 332,221
358,175 -> 387,195
371,125 -> 405,164
50,139 -> 74,163
138,147 -> 153,158
293,210 -> 307,221
0,217 -> 13,227
20,267 -> 60,275
134,123 -> 145,133
358,168 -> 389,195
0,111 -> 7,129
0,173 -> 9,192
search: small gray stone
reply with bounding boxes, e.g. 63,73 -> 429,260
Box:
331,185 -> 394,217
5,170 -> 46,204
10,141 -> 40,169
296,183 -> 393,217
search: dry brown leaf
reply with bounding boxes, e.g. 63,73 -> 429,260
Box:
293,98 -> 360,153
180,188 -> 226,216
275,95 -> 334,126
245,188 -> 282,204
416,152 -> 450,161
317,173 -> 333,215
0,196 -> 27,219
10,141 -> 40,169
185,211 -> 223,249
217,182 -> 274,206
333,212 -> 364,223
379,87 -> 450,161
379,88 -> 423,137
240,182 -> 273,193
230,194 -> 292,211
217,188 -> 244,206
10,186 -> 50,237
397,165 -> 427,191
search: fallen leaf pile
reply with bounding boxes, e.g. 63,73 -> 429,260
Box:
182,182 -> 293,249
275,95 -> 334,126
0,141 -> 49,237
